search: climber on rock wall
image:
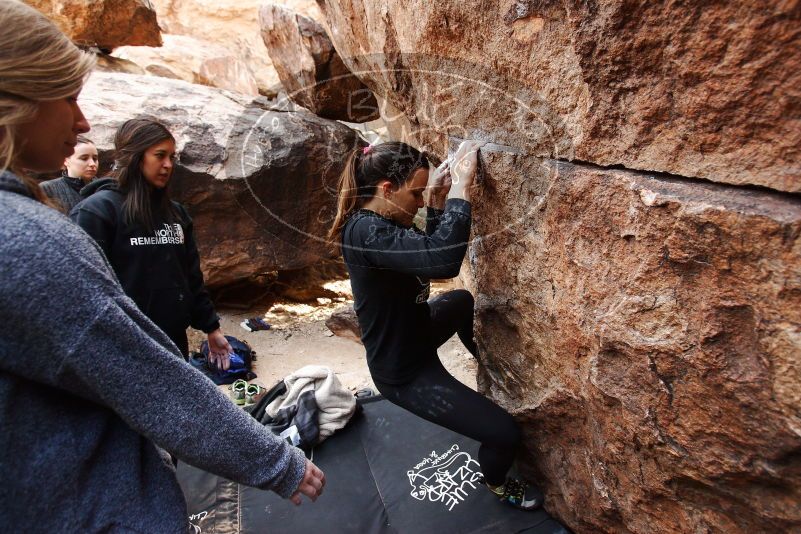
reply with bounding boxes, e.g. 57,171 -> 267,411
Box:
328,139 -> 545,511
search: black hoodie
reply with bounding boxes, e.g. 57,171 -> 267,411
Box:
70,181 -> 219,354
341,198 -> 472,384
79,176 -> 116,198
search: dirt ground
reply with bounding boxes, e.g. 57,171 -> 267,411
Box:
189,279 -> 477,395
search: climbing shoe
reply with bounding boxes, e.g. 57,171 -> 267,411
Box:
355,388 -> 375,399
229,379 -> 247,406
245,383 -> 262,407
484,477 -> 544,511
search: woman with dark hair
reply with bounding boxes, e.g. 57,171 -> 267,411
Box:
40,134 -> 98,211
71,117 -> 231,367
329,140 -> 543,510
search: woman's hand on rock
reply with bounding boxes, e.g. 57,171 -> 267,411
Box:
448,140 -> 486,203
424,159 -> 451,209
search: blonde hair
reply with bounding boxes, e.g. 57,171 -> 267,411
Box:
0,0 -> 95,199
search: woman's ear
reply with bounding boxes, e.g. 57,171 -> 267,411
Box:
378,179 -> 395,198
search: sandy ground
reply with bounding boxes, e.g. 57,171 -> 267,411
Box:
189,280 -> 477,395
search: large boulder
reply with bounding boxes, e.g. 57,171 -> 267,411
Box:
94,54 -> 146,75
259,4 -> 380,122
79,71 -> 362,287
154,0 -> 323,97
316,1 -> 801,531
25,0 -> 161,50
325,305 -> 362,343
318,0 -> 801,193
113,34 -> 259,95
464,152 -> 801,533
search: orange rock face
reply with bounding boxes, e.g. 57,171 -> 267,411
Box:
154,0 -> 324,96
114,34 -> 260,95
25,0 -> 161,49
467,153 -> 801,533
318,0 -> 801,192
317,1 -> 801,531
259,4 -> 379,122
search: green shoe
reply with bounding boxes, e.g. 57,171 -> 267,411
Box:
245,383 -> 262,407
229,379 -> 247,405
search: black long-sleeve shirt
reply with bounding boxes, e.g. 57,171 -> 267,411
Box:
342,198 -> 472,384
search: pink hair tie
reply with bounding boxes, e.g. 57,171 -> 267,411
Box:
362,145 -> 372,155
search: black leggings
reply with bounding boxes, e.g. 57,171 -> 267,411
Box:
373,289 -> 521,486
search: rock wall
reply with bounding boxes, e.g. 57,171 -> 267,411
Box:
259,4 -> 379,122
318,1 -> 801,532
470,154 -> 801,533
80,71 -> 360,287
154,0 -> 324,96
319,0 -> 800,192
25,0 -> 161,49
113,34 -> 259,95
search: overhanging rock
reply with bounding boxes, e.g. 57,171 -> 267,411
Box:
318,0 -> 801,192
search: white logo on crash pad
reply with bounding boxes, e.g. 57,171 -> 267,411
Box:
407,444 -> 483,511
188,510 -> 208,534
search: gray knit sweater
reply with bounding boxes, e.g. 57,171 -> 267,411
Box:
0,172 -> 307,532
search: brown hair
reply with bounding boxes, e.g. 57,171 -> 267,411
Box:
74,134 -> 94,146
0,0 -> 95,202
112,117 -> 180,232
328,141 -> 429,243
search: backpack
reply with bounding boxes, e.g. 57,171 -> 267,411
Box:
189,335 -> 256,385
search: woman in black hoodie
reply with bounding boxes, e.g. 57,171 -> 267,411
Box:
72,118 -> 232,367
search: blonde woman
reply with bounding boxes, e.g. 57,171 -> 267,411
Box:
0,2 -> 324,531
40,134 -> 98,211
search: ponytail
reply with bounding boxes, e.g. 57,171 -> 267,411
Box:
327,149 -> 361,243
327,141 -> 429,246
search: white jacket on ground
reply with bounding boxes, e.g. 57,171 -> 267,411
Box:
266,365 -> 357,441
